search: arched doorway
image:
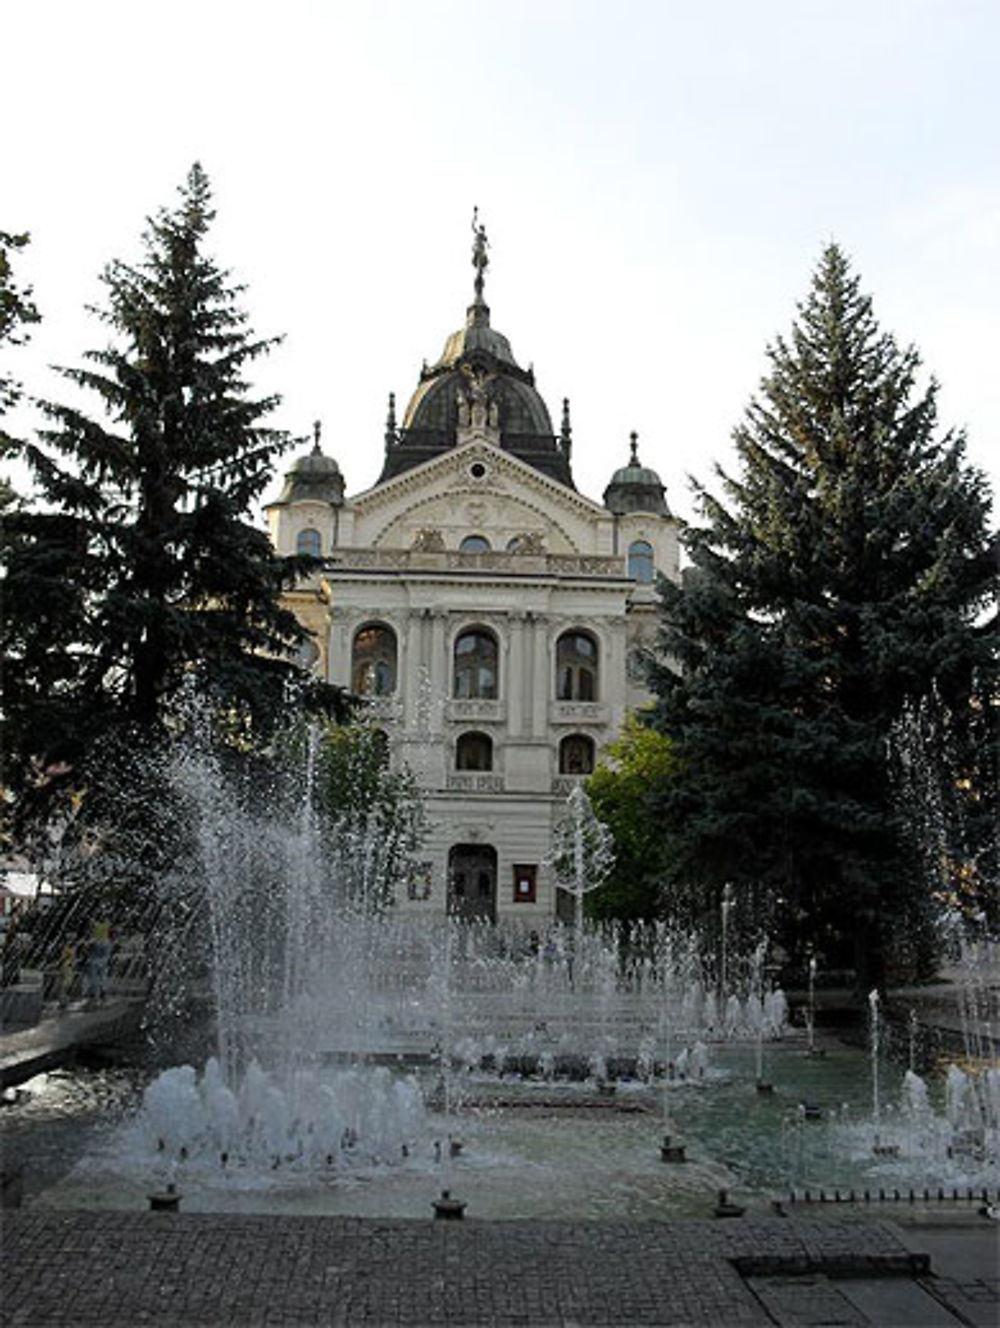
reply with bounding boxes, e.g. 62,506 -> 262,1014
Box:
447,844 -> 497,923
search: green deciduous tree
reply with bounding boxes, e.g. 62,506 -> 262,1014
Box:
312,718 -> 426,914
645,244 -> 998,990
586,715 -> 678,922
3,166 -> 345,799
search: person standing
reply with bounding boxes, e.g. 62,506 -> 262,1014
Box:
85,920 -> 110,1002
58,940 -> 76,1009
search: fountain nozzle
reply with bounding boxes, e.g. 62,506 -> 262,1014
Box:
432,1188 -> 466,1220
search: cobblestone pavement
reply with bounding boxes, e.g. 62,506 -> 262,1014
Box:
5,1210 -> 993,1326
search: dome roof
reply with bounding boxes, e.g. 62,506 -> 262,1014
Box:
603,434 -> 669,516
431,309 -> 519,371
268,428 -> 345,507
380,216 -> 574,489
401,315 -> 554,440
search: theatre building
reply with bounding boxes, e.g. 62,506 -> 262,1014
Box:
266,223 -> 680,921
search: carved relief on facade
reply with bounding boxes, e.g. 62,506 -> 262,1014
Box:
507,531 -> 545,554
455,821 -> 497,844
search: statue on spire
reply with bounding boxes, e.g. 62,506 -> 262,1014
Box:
471,206 -> 489,303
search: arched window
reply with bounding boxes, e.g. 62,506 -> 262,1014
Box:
456,731 -> 493,771
351,623 -> 397,696
297,527 -> 322,556
460,534 -> 491,553
628,539 -> 654,583
453,628 -> 498,699
559,734 -> 595,775
556,631 -> 598,701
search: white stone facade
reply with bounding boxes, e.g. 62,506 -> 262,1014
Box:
267,302 -> 680,922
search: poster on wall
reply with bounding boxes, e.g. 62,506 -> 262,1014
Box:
513,864 -> 537,903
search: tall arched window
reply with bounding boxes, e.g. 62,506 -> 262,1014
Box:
459,534 -> 491,553
559,734 -> 595,775
297,527 -> 322,556
628,539 -> 654,583
351,623 -> 397,696
453,628 -> 498,699
456,731 -> 493,771
556,631 -> 598,701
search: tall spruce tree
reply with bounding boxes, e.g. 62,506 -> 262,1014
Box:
1,229 -> 41,494
1,230 -> 40,419
3,166 -> 345,799
646,245 -> 997,990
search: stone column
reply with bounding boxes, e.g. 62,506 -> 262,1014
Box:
327,606 -> 351,689
531,614 -> 551,739
508,612 -> 526,737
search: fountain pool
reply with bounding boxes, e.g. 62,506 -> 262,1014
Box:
13,1036 -> 996,1221
7,722 -> 995,1222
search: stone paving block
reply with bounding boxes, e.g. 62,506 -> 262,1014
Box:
0,1210 -> 987,1327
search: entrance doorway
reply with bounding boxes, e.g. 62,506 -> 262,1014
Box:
447,844 -> 497,923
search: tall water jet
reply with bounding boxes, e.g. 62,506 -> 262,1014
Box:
805,955 -> 818,1056
140,716 -> 430,1173
752,939 -> 773,1094
719,883 -> 735,1002
868,989 -> 899,1157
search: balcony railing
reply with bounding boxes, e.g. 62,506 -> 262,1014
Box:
446,698 -> 505,723
328,548 -> 626,577
550,701 -> 610,725
445,773 -> 505,793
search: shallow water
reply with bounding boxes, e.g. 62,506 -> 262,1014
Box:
8,1039 -> 995,1220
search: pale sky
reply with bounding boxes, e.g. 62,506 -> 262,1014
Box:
6,0 -> 998,526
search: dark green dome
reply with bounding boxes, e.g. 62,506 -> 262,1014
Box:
603,434 -> 669,516
269,429 -> 345,507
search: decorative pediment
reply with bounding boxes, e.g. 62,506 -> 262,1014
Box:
346,439 -> 610,554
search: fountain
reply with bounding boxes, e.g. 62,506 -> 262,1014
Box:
12,724 -> 807,1217
8,712 -> 997,1221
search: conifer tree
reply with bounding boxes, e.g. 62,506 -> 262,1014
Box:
646,245 -> 997,989
2,166 -> 345,797
1,229 -> 40,428
1,229 -> 40,503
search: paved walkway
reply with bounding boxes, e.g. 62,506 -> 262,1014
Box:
2,1210 -> 997,1326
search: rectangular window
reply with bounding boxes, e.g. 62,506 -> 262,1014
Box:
512,864 -> 537,903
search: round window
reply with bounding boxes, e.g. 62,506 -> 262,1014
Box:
469,462 -> 487,480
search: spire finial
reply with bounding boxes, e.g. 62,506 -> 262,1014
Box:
384,392 -> 397,453
312,419 -> 322,454
561,397 -> 572,459
629,431 -> 639,466
471,206 -> 489,304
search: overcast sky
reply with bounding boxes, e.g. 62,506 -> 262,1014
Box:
6,0 -> 998,526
